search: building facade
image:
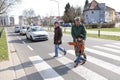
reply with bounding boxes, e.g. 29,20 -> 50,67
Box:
0,15 -> 15,26
19,16 -> 42,26
83,0 -> 116,24
0,15 -> 10,26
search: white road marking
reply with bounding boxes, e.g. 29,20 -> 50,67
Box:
18,37 -> 21,40
93,46 -> 120,54
22,41 -> 26,44
17,36 -> 19,38
29,56 -> 64,80
114,43 -> 120,45
67,50 -> 120,75
84,48 -> 120,61
27,45 -> 33,51
49,53 -> 108,80
104,44 -> 120,49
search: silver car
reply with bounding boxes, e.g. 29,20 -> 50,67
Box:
26,26 -> 49,41
20,26 -> 27,35
15,26 -> 20,33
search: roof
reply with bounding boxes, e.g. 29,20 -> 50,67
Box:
84,0 -> 115,11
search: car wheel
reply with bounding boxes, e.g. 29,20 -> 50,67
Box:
30,36 -> 34,41
26,35 -> 29,39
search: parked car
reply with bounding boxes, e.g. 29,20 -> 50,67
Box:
14,26 -> 20,33
20,26 -> 27,35
26,26 -> 49,41
63,23 -> 72,27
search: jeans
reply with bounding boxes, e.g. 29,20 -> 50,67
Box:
75,53 -> 85,63
54,44 -> 66,56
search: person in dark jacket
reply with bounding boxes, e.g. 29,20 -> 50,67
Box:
53,21 -> 67,57
71,17 -> 87,59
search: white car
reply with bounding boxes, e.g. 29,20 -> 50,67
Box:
26,26 -> 49,41
15,26 -> 20,33
20,26 -> 27,35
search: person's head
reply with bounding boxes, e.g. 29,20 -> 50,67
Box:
74,17 -> 81,25
77,34 -> 83,42
54,21 -> 60,28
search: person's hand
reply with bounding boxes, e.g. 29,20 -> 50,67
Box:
83,40 -> 86,43
58,40 -> 61,43
68,42 -> 70,45
68,42 -> 72,45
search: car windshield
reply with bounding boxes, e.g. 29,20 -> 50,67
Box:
16,26 -> 20,28
31,27 -> 44,32
21,26 -> 27,29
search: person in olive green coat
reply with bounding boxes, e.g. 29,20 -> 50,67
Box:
71,17 -> 87,42
71,17 -> 87,60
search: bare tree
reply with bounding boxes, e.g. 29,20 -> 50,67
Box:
0,0 -> 20,15
23,9 -> 36,25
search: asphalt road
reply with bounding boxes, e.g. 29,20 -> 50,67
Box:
7,27 -> 120,80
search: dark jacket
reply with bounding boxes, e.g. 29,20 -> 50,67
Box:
71,24 -> 87,42
54,26 -> 62,44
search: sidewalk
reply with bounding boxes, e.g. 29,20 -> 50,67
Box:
44,27 -> 120,36
0,28 -> 27,80
87,30 -> 120,36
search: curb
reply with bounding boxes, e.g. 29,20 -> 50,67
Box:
5,27 -> 27,80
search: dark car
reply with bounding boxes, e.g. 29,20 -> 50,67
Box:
63,23 -> 72,27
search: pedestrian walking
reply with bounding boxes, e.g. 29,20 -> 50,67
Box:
68,34 -> 86,67
71,17 -> 87,59
53,21 -> 67,57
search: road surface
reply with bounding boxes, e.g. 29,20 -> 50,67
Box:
7,27 -> 120,80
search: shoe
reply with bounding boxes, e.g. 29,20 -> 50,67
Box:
64,51 -> 67,55
53,55 -> 58,57
74,60 -> 77,63
74,63 -> 78,68
81,60 -> 86,65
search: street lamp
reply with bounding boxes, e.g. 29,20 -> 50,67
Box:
51,0 -> 60,16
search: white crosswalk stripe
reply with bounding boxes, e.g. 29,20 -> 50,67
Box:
85,47 -> 120,61
29,43 -> 120,80
114,43 -> 120,45
67,50 -> 120,75
49,53 -> 108,80
93,46 -> 120,54
29,56 -> 64,80
104,44 -> 120,49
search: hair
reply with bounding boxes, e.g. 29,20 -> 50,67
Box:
74,17 -> 81,21
54,21 -> 59,25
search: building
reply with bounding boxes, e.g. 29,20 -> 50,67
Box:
83,0 -> 116,24
10,16 -> 15,26
0,15 -> 15,26
115,12 -> 120,22
19,16 -> 27,26
19,16 -> 42,26
48,16 -> 63,26
0,15 -> 10,26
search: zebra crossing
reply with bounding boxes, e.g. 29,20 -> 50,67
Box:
29,43 -> 120,80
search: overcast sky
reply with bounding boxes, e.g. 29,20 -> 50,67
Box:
9,0 -> 120,24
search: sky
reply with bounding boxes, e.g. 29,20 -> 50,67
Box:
9,0 -> 120,24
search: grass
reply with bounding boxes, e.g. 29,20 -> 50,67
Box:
0,27 -> 8,61
87,27 -> 120,32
